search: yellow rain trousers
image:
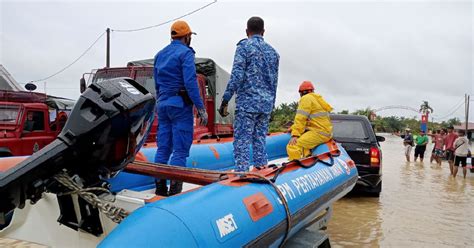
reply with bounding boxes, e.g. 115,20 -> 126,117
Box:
287,93 -> 333,160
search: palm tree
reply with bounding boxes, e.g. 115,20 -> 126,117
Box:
419,101 -> 433,114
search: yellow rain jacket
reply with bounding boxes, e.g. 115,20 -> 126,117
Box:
287,93 -> 333,160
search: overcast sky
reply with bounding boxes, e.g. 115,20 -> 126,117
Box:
1,0 -> 472,121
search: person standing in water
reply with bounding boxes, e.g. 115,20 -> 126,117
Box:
453,129 -> 470,178
414,130 -> 428,162
399,128 -> 414,162
444,126 -> 458,175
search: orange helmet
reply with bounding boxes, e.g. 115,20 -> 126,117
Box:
298,81 -> 314,92
171,20 -> 196,38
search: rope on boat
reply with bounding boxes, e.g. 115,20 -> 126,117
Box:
53,172 -> 129,223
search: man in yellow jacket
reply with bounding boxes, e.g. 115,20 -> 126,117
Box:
287,81 -> 333,160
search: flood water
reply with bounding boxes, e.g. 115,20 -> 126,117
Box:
309,134 -> 474,247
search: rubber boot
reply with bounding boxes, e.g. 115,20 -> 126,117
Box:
168,180 -> 183,196
155,179 -> 168,196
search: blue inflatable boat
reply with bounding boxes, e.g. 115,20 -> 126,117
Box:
0,137 -> 357,248
0,78 -> 356,247
108,133 -> 291,192
100,140 -> 358,247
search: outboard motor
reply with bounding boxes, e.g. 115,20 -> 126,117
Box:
0,78 -> 155,235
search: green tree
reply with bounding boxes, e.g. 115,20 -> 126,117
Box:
371,116 -> 422,133
384,116 -> 403,132
440,117 -> 461,128
373,117 -> 387,132
338,110 -> 349,114
351,108 -> 371,117
269,101 -> 298,132
269,102 -> 446,135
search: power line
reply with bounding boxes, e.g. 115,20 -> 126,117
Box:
29,31 -> 106,83
112,0 -> 217,32
435,103 -> 464,119
431,98 -> 464,119
27,1 -> 217,84
440,98 -> 464,114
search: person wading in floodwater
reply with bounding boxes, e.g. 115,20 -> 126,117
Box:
398,128 -> 414,162
452,129 -> 470,178
429,129 -> 445,166
414,130 -> 428,162
444,126 -> 458,175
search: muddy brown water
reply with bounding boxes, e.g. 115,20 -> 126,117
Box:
296,134 -> 474,247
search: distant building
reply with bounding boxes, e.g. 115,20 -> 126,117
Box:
454,122 -> 474,140
0,65 -> 23,91
454,122 -> 474,131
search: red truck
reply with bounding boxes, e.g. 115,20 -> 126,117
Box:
80,58 -> 236,142
0,90 -> 74,157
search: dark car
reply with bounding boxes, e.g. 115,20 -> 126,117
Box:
330,114 -> 385,197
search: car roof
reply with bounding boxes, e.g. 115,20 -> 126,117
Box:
330,114 -> 370,121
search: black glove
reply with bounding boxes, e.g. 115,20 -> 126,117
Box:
197,108 -> 208,126
219,99 -> 229,117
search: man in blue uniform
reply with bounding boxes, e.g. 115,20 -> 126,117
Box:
219,17 -> 280,172
154,20 -> 207,196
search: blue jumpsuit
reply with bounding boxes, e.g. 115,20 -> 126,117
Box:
153,40 -> 204,168
223,35 -> 280,171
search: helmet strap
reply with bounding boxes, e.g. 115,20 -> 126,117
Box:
299,90 -> 313,96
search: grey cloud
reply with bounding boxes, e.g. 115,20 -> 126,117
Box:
1,1 -> 472,120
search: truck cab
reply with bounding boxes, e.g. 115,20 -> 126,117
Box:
0,91 -> 73,157
81,58 -> 235,142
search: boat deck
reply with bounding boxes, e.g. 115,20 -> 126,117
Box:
0,237 -> 48,248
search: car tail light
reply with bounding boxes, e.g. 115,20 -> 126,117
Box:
370,147 -> 381,167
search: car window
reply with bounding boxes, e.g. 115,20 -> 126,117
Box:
24,111 -> 45,132
331,120 -> 368,140
93,69 -> 132,83
134,70 -> 156,96
0,105 -> 20,124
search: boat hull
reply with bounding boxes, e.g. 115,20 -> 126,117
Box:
1,137 -> 357,247
99,143 -> 357,247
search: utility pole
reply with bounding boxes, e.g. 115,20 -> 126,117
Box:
466,94 -> 470,134
106,28 -> 110,68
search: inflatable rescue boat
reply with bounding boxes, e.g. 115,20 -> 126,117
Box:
101,141 -> 357,247
0,78 -> 357,247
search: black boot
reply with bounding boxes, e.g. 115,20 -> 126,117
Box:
155,179 -> 168,196
168,180 -> 183,196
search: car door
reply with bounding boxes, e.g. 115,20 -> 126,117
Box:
20,109 -> 52,155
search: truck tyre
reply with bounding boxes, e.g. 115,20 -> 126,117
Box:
0,148 -> 12,157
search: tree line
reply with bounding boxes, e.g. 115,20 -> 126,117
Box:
269,103 -> 461,134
